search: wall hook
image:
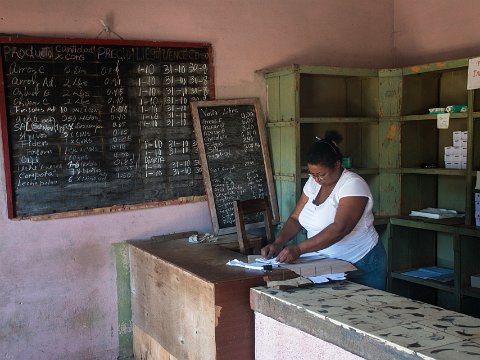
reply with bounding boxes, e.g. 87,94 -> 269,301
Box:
97,19 -> 124,40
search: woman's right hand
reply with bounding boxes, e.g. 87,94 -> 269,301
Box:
261,241 -> 283,260
261,193 -> 307,260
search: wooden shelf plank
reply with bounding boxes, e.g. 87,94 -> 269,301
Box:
380,168 -> 467,176
299,117 -> 378,124
389,216 -> 480,237
391,272 -> 455,293
399,113 -> 468,121
461,287 -> 480,299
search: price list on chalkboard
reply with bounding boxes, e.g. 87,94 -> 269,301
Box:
192,99 -> 277,233
0,39 -> 214,218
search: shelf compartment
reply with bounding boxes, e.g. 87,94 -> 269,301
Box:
401,117 -> 467,169
473,119 -> 480,169
472,87 -> 480,113
461,287 -> 480,299
459,235 -> 480,291
460,295 -> 480,318
391,271 -> 455,293
399,174 -> 466,217
300,122 -> 379,169
389,222 -> 456,309
299,74 -> 379,118
401,67 -> 468,116
389,225 -> 436,272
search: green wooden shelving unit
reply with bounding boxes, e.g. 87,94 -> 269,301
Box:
259,59 -> 480,317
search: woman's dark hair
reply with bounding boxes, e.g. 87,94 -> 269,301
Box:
306,130 -> 343,168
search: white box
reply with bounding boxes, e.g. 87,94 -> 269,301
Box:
445,161 -> 454,169
453,131 -> 462,141
462,131 -> 468,140
444,154 -> 454,162
462,139 -> 468,147
476,193 -> 480,202
453,139 -> 462,147
461,160 -> 467,169
444,146 -> 454,155
461,147 -> 468,156
452,161 -> 462,169
445,146 -> 463,155
471,274 -> 480,288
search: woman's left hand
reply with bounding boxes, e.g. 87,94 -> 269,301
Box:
276,245 -> 302,263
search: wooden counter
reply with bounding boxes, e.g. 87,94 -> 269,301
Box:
250,281 -> 480,360
129,235 -> 272,360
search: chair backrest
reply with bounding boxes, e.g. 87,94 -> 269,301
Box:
233,196 -> 275,255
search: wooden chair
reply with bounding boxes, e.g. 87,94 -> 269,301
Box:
233,197 -> 275,255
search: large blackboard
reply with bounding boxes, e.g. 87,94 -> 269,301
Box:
191,98 -> 278,235
0,37 -> 214,219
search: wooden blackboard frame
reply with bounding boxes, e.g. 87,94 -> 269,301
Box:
191,98 -> 279,235
0,36 -> 215,220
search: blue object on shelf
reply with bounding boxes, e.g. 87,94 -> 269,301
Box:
401,266 -> 454,283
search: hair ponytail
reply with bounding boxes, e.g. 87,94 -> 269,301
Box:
307,130 -> 343,168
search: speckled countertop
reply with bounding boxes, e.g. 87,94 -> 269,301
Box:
250,281 -> 480,360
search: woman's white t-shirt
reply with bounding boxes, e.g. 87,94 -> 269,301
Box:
297,169 -> 378,263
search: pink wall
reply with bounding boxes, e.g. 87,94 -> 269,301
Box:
5,0 -> 480,358
393,0 -> 480,66
0,1 -> 395,359
255,313 -> 363,360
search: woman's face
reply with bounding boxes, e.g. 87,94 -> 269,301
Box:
307,162 -> 340,186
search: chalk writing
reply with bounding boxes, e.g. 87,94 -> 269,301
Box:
1,40 -> 212,217
194,103 -> 269,229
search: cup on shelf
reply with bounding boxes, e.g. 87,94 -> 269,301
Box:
342,156 -> 352,169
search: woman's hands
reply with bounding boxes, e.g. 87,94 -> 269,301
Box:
276,245 -> 302,263
260,194 -> 307,260
260,242 -> 282,260
261,242 -> 302,263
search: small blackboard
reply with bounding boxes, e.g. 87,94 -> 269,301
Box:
191,98 -> 278,235
0,37 -> 214,219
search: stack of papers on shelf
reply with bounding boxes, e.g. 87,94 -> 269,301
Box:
409,208 -> 465,219
401,266 -> 454,283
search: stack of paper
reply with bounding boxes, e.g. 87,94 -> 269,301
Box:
401,266 -> 454,283
226,259 -> 279,271
409,208 -> 464,219
308,273 -> 346,283
226,251 -> 350,284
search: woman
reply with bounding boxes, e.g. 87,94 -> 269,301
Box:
261,131 -> 387,290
